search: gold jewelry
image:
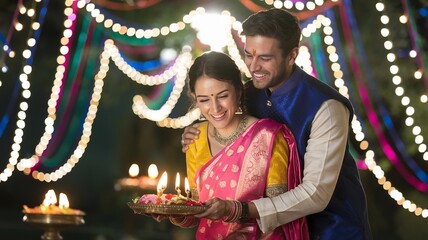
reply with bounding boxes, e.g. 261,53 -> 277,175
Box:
212,115 -> 247,145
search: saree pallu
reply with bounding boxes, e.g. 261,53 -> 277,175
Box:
195,119 -> 309,240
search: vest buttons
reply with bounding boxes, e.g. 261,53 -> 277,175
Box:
266,100 -> 272,106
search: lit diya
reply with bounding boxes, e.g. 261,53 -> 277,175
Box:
128,172 -> 207,216
115,163 -> 159,191
23,189 -> 85,240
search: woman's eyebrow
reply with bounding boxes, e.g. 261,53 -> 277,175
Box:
196,89 -> 229,98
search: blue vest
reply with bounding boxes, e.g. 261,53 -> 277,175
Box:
245,66 -> 371,240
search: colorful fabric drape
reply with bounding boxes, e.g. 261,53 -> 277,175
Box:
195,118 -> 308,239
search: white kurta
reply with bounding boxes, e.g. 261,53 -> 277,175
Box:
252,99 -> 351,233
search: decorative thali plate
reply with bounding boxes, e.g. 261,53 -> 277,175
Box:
127,202 -> 208,216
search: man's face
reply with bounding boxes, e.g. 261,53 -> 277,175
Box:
244,35 -> 295,91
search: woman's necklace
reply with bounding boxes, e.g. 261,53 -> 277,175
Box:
212,115 -> 248,145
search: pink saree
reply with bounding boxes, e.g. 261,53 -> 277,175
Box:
195,119 -> 309,240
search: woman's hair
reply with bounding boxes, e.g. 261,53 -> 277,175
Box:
187,51 -> 245,111
241,8 -> 301,57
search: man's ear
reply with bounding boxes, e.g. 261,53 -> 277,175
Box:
288,47 -> 299,66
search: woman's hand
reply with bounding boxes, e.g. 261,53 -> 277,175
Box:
194,197 -> 232,220
181,123 -> 201,152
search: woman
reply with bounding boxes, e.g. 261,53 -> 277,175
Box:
170,51 -> 308,239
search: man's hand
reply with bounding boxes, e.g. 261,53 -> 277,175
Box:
181,122 -> 201,152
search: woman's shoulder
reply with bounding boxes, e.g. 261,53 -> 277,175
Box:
196,121 -> 209,129
248,116 -> 281,126
245,115 -> 279,127
248,118 -> 285,134
188,121 -> 209,149
245,115 -> 259,126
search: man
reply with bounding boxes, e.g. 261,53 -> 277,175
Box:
182,8 -> 371,240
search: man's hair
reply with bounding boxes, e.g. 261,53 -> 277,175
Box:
241,8 -> 301,57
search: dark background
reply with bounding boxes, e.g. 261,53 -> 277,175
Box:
1,0 -> 428,239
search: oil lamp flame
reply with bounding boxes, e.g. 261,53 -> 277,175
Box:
185,177 -> 190,198
175,173 -> 181,196
59,193 -> 69,209
43,189 -> 57,206
128,164 -> 139,178
148,164 -> 158,179
157,171 -> 168,196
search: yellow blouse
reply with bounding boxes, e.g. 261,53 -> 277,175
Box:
185,121 -> 289,199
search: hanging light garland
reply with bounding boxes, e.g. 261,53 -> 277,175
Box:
91,0 -> 161,11
0,0 -> 23,74
270,0 -> 335,10
399,0 -> 427,90
156,108 -> 201,129
108,43 -> 191,86
4,0 -> 100,182
21,39 -> 108,182
17,0 -> 89,181
338,0 -> 428,184
77,0 -> 187,39
374,2 -> 427,161
0,0 -> 46,183
131,45 -> 192,122
239,0 -> 341,19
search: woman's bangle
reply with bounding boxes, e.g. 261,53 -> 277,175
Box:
223,200 -> 242,223
169,216 -> 197,228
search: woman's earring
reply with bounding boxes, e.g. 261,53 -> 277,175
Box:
236,106 -> 243,114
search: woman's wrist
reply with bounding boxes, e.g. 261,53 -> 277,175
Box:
222,200 -> 242,222
222,200 -> 258,223
169,216 -> 197,228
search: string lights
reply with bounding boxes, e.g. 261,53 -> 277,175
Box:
398,0 -> 428,89
0,0 -> 45,183
23,38 -> 108,182
269,0 -> 331,10
375,2 -> 427,161
240,0 -> 340,14
17,0 -> 80,182
108,43 -> 191,86
131,45 -> 192,122
76,0 -> 187,39
0,0 -> 21,74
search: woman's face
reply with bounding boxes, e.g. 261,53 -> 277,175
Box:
194,76 -> 240,132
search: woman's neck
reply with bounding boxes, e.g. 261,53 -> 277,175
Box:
211,114 -> 247,146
